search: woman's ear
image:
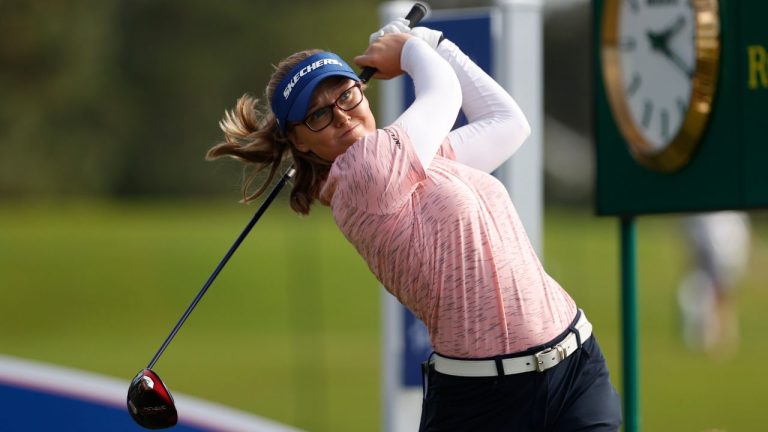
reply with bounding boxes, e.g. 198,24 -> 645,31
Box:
288,129 -> 309,153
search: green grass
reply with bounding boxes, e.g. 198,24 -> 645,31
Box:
1,200 -> 767,431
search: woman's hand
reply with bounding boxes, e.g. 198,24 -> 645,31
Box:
353,33 -> 412,80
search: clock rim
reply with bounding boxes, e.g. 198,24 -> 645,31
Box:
601,0 -> 721,173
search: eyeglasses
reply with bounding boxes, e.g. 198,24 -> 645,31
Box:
302,83 -> 363,132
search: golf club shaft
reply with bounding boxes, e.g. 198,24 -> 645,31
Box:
147,166 -> 296,370
358,2 -> 429,83
144,3 -> 426,370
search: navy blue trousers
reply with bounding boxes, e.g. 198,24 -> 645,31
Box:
419,335 -> 622,431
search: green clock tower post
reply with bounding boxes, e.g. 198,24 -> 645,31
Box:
594,0 -> 767,430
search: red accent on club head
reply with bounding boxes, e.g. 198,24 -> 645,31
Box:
127,368 -> 178,429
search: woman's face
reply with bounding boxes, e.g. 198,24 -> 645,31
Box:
289,79 -> 376,161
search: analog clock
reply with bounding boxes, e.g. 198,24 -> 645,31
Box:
601,0 -> 721,172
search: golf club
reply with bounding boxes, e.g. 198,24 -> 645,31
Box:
359,2 -> 428,83
127,3 -> 429,428
127,166 -> 294,429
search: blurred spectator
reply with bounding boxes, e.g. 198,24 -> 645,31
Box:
677,211 -> 751,355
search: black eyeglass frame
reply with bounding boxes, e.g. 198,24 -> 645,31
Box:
300,82 -> 364,132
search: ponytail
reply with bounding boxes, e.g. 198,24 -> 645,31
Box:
206,49 -> 330,215
207,94 -> 289,202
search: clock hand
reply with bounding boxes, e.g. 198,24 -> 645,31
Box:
647,29 -> 668,53
648,32 -> 693,78
665,16 -> 686,39
666,48 -> 694,78
646,16 -> 693,79
647,16 -> 686,52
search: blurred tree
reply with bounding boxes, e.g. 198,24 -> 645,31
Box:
0,0 -> 125,196
544,0 -> 590,137
0,0 -> 379,198
1,0 -> 592,201
112,0 -> 376,196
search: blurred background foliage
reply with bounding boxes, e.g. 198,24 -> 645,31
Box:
0,0 -> 393,198
0,0 -> 593,202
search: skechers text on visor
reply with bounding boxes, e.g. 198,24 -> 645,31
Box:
271,52 -> 361,132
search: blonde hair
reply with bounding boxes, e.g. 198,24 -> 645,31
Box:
206,49 -> 334,215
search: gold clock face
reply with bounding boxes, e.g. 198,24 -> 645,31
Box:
602,0 -> 721,172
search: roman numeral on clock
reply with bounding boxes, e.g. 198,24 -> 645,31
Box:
620,36 -> 637,51
660,108 -> 670,140
641,100 -> 654,129
626,73 -> 642,97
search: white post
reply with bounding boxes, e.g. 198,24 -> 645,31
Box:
377,5 -> 419,432
494,0 -> 544,256
378,1 -> 413,127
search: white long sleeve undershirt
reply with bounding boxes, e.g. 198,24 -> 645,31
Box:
394,38 -> 531,173
439,40 -> 532,173
394,38 -> 462,170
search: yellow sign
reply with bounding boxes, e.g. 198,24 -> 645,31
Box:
748,45 -> 768,89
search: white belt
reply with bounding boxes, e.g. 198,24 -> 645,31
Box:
431,312 -> 593,377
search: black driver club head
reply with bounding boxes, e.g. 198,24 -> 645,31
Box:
127,369 -> 178,429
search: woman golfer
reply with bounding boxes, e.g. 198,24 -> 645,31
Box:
207,24 -> 622,431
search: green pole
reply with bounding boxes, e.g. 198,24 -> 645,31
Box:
620,216 -> 639,432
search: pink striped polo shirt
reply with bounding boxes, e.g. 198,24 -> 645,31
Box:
319,125 -> 577,358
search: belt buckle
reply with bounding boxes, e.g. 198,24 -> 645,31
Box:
534,344 -> 566,372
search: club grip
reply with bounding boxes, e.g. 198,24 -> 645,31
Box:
358,2 -> 429,83
405,2 -> 428,27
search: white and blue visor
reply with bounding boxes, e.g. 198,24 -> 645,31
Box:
270,52 -> 360,132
